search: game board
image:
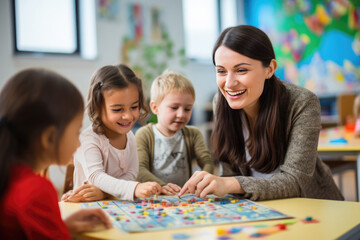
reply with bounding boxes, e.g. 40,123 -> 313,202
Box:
80,194 -> 292,233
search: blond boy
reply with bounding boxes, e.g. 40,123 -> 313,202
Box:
135,70 -> 214,195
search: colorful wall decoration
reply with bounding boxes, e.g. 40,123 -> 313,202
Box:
98,0 -> 120,20
244,0 -> 360,95
121,3 -> 186,96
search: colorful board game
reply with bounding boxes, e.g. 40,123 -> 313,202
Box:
80,194 -> 291,233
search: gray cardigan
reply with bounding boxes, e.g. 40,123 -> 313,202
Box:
221,81 -> 344,201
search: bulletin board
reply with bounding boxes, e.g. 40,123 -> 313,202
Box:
244,0 -> 360,95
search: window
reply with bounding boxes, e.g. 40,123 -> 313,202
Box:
182,0 -> 244,61
12,0 -> 97,59
182,0 -> 218,61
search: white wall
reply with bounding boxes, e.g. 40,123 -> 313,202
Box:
0,0 -> 217,127
0,0 -> 218,196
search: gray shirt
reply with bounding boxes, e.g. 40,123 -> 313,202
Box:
220,81 -> 344,201
152,125 -> 189,187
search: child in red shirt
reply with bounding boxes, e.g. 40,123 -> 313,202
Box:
0,68 -> 112,239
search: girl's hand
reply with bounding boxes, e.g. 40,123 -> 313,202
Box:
161,183 -> 181,195
354,130 -> 360,138
61,190 -> 73,201
64,208 -> 112,233
134,182 -> 162,198
178,171 -> 243,198
63,182 -> 107,202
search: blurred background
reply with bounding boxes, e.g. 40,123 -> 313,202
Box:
1,0 -> 359,201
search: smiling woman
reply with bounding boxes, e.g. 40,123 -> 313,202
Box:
179,25 -> 344,201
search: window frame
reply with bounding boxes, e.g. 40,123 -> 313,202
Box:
11,0 -> 81,56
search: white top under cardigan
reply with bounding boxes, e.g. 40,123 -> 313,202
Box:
242,117 -> 280,178
73,125 -> 139,201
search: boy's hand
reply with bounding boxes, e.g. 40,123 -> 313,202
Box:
63,182 -> 107,202
161,183 -> 181,195
64,208 -> 112,233
134,182 -> 162,198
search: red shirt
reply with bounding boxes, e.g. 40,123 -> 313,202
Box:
0,164 -> 71,240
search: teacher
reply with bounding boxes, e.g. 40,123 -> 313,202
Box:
179,25 -> 343,201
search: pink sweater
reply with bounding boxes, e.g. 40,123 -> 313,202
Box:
73,125 -> 139,200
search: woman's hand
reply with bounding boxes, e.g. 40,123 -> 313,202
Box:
161,183 -> 181,195
64,208 -> 112,233
63,182 -> 107,202
178,171 -> 243,198
134,182 -> 162,198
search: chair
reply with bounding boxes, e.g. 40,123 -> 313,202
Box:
39,167 -> 49,179
62,162 -> 74,195
337,93 -> 356,126
323,93 -> 357,198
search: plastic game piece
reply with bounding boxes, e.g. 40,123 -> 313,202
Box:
329,138 -> 348,143
217,236 -> 231,240
228,227 -> 242,234
301,216 -> 319,223
280,219 -> 297,225
277,223 -> 287,230
250,232 -> 263,238
172,233 -> 190,239
217,228 -> 227,235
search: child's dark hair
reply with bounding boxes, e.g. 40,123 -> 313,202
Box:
87,64 -> 149,134
0,68 -> 84,198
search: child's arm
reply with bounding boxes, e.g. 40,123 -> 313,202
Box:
62,181 -> 111,202
135,126 -> 166,185
78,135 -> 139,201
117,132 -> 139,181
190,127 -> 214,173
354,118 -> 360,137
64,208 -> 112,233
134,182 -> 162,198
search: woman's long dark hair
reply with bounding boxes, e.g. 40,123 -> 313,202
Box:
0,68 -> 84,198
211,25 -> 289,173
